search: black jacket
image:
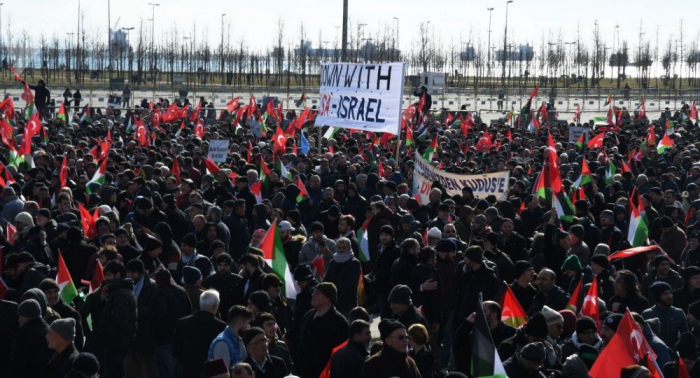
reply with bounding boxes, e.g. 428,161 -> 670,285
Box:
244,354 -> 289,378
390,251 -> 418,288
324,257 -> 362,312
510,281 -> 537,313
359,345 -> 421,378
223,212 -> 250,260
150,283 -> 193,345
409,263 -> 441,326
42,344 -> 79,378
234,269 -> 267,306
372,241 -> 400,293
7,317 -> 53,378
100,277 -> 137,352
173,310 -> 227,378
202,272 -> 242,322
455,264 -> 499,324
527,285 -> 570,316
289,280 -> 317,342
396,305 -> 429,330
133,277 -> 157,354
330,340 -> 369,378
0,300 -> 19,377
293,306 -> 349,378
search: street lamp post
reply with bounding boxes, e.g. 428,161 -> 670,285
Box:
67,33 -> 74,84
487,7 -> 494,87
341,0 -> 348,61
183,36 -> 190,85
0,3 -> 4,66
148,2 -> 160,84
393,17 -> 400,61
221,13 -> 226,84
359,23 -> 367,62
502,0 -> 513,86
122,27 -> 134,80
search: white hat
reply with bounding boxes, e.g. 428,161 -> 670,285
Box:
279,221 -> 295,232
428,227 -> 442,239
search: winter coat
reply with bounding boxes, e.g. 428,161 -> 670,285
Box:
288,280 -> 317,342
223,212 -> 251,260
390,251 -> 418,288
234,269 -> 267,306
660,226 -> 687,261
299,236 -> 338,266
42,344 -> 78,378
330,339 -> 369,378
99,277 -> 137,352
294,306 -> 349,378
324,256 -> 362,312
202,272 -> 242,322
409,345 -> 435,378
51,300 -> 85,351
673,287 -> 700,313
359,345 -> 421,378
527,285 -> 570,316
173,310 -> 227,378
642,304 -> 689,348
410,263 -> 441,326
372,241 -> 400,294
497,232 -> 528,263
455,264 -> 499,323
150,283 -> 193,345
243,354 -> 289,378
0,300 -> 18,377
510,281 -> 537,313
608,293 -> 649,314
7,317 -> 53,378
132,276 -> 157,354
642,269 -> 685,301
503,354 -> 546,378
61,242 -> 98,286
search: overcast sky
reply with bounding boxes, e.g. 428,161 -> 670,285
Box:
5,0 -> 699,53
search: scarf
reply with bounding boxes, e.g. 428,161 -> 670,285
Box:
133,275 -> 145,299
333,252 -> 353,263
182,251 -> 199,266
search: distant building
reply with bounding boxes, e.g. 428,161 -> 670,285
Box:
111,29 -> 128,49
460,46 -> 476,61
494,44 -> 534,62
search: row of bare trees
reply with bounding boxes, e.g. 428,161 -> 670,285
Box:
2,17 -> 699,91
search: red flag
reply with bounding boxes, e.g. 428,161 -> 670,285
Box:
203,157 -> 221,175
227,97 -> 240,112
247,95 -> 257,119
189,101 -> 202,122
517,201 -> 526,215
319,340 -> 348,378
565,279 -> 583,313
194,119 -> 205,138
171,156 -> 182,184
589,311 -> 660,378
573,106 -> 581,123
587,133 -> 605,149
90,261 -> 104,292
528,86 -> 539,101
9,65 -> 22,82
21,82 -> 34,104
580,278 -> 600,330
608,245 -> 660,261
247,140 -> 253,163
59,154 -> 68,189
311,255 -> 326,281
445,113 -> 455,125
678,353 -> 693,378
6,223 -> 16,245
79,204 -> 98,239
265,98 -> 279,122
273,126 -> 288,154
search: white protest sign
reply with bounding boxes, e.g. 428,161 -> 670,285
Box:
315,62 -> 406,135
412,152 -> 510,202
208,140 -> 229,163
569,126 -> 590,144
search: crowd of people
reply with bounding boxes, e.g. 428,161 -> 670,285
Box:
2,77 -> 700,378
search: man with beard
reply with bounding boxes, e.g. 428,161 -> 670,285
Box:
208,305 -> 253,371
234,254 -> 268,306
642,281 -> 689,348
599,210 -> 623,253
330,320 -> 372,378
497,218 -> 527,263
278,221 -> 303,270
114,228 -> 140,263
202,253 -> 242,322
359,319 -> 421,378
510,261 -> 537,312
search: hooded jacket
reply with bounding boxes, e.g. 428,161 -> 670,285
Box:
100,277 -> 137,352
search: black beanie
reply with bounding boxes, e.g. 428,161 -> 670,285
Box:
569,224 -> 585,240
126,259 -> 145,274
654,254 -> 670,269
590,254 -> 610,270
524,312 -> 549,339
465,246 -> 484,264
514,260 -> 533,279
181,233 -> 198,248
243,327 -> 266,346
379,225 -> 394,238
575,315 -> 598,334
378,318 -> 405,340
659,216 -> 674,228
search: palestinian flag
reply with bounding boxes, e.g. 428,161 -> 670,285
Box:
666,120 -> 675,135
604,93 -> 612,106
501,285 -> 528,328
57,102 -> 68,122
588,133 -> 604,149
605,159 -> 617,185
575,133 -> 585,150
259,222 -> 297,299
279,162 -> 293,182
294,93 -> 307,108
250,181 -> 263,203
566,279 -> 583,313
405,126 -> 415,148
80,104 -> 91,123
260,157 -> 271,189
323,126 -> 339,140
295,177 -> 309,203
628,191 -> 650,247
175,120 -> 186,138
471,294 -> 507,378
357,216 -> 372,262
86,157 -> 107,194
527,110 -> 540,133
505,109 -> 515,122
657,133 -> 674,154
57,252 -> 78,305
572,158 -> 593,188
422,135 -> 438,161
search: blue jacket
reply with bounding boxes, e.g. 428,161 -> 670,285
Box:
642,305 -> 689,348
208,327 -> 246,370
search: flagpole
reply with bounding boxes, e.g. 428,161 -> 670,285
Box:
395,63 -> 406,167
